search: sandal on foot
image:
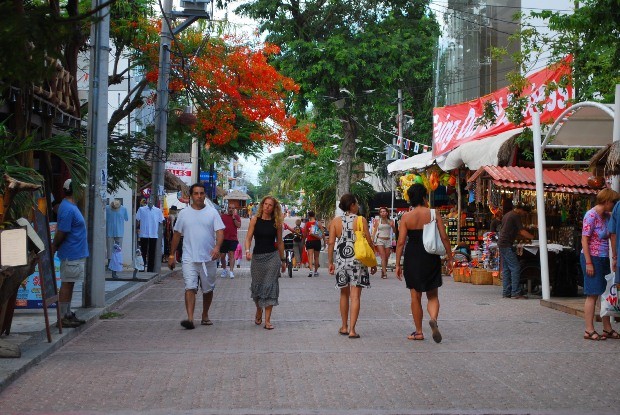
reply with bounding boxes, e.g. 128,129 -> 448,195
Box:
381,273 -> 387,279
603,329 -> 620,339
429,319 -> 442,343
584,330 -> 603,340
180,320 -> 195,330
201,319 -> 213,326
255,317 -> 262,326
407,331 -> 424,340
348,333 -> 360,339
264,323 -> 274,330
338,329 -> 349,336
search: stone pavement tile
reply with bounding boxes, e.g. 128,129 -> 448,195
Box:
0,268 -> 618,415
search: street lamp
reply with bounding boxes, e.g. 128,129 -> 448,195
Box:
150,0 -> 209,273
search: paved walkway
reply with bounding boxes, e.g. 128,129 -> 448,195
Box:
0,267 -> 618,414
0,270 -> 162,389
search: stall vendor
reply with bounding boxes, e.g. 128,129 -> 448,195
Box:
497,200 -> 534,299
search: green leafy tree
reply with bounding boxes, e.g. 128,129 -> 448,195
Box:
481,0 -> 619,160
236,0 -> 440,202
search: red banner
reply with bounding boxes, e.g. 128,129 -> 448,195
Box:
432,59 -> 573,157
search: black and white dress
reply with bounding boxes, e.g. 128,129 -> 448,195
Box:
335,213 -> 370,289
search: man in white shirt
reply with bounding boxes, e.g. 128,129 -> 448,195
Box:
168,183 -> 225,330
136,200 -> 164,272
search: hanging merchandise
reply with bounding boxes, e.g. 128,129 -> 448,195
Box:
429,171 -> 440,191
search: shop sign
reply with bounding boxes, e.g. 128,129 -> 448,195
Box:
433,57 -> 574,157
15,222 -> 61,309
165,162 -> 193,185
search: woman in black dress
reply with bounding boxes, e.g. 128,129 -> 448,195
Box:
245,196 -> 286,330
395,184 -> 452,343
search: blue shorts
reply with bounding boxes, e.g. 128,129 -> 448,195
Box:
580,253 -> 610,296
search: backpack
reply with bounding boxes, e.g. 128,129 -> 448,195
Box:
310,222 -> 324,238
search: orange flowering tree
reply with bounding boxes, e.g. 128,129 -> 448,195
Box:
138,26 -> 314,157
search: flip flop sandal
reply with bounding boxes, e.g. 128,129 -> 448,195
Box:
584,330 -> 603,340
429,319 -> 442,343
201,319 -> 213,326
603,329 -> 620,339
381,273 -> 387,279
407,331 -> 424,340
264,323 -> 274,330
338,330 -> 349,335
180,320 -> 195,330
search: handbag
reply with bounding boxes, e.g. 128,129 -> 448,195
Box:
354,216 -> 377,267
422,209 -> 446,256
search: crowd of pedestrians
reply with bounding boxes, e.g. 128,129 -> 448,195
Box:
48,176 -> 617,343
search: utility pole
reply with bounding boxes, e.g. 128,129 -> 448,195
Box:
149,0 -> 173,274
85,0 -> 110,307
150,0 -> 209,273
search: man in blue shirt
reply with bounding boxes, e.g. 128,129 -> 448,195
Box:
52,179 -> 89,328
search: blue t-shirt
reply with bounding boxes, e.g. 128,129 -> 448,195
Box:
106,205 -> 128,237
57,199 -> 89,260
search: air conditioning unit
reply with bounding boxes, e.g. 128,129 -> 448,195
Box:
181,0 -> 211,12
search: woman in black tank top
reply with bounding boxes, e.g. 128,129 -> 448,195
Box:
244,196 -> 286,330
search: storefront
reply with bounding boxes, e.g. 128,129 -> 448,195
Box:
466,165 -> 598,296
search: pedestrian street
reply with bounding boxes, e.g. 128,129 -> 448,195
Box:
0,267 -> 617,415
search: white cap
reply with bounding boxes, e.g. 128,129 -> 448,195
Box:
63,179 -> 72,191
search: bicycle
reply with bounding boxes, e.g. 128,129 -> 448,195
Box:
283,233 -> 295,278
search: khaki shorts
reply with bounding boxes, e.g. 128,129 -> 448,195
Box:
60,258 -> 86,283
182,261 -> 217,293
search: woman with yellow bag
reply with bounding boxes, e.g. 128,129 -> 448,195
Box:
328,194 -> 377,339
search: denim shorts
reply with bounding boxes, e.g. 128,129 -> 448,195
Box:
580,253 -> 610,296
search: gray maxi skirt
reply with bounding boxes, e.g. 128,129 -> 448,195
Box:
250,251 -> 280,308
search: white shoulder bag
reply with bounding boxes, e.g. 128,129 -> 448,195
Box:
422,209 -> 446,256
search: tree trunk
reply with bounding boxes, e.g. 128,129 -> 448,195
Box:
336,116 -> 357,201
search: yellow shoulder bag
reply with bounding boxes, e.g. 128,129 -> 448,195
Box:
354,216 -> 377,267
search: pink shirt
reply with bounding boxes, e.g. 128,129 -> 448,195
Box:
581,208 -> 610,257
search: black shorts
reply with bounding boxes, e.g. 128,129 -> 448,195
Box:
221,239 -> 238,254
305,239 -> 322,251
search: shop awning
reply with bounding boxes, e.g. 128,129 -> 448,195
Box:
387,128 -> 523,173
441,128 -> 523,171
468,165 -> 597,195
387,151 -> 438,173
549,104 -> 614,147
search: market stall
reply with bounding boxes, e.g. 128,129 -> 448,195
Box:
223,189 -> 251,211
466,165 -> 598,295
